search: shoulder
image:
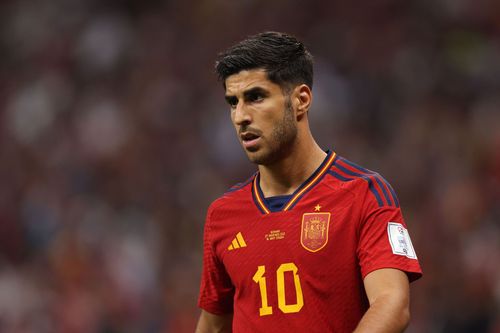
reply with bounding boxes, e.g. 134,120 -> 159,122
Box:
326,155 -> 400,208
207,174 -> 256,218
223,174 -> 255,195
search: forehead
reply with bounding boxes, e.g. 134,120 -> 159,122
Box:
225,69 -> 280,96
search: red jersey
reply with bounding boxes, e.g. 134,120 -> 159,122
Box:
198,151 -> 422,332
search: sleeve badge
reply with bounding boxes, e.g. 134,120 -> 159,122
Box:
387,222 -> 417,259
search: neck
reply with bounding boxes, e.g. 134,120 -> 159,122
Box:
258,134 -> 327,197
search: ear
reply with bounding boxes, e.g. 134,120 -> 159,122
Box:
293,84 -> 312,119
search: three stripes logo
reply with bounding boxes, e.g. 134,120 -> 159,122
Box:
228,232 -> 247,250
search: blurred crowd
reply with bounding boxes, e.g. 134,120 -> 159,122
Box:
0,0 -> 499,332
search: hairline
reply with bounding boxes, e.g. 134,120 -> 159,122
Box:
222,67 -> 306,96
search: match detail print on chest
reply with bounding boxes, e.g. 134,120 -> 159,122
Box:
259,203 -> 332,253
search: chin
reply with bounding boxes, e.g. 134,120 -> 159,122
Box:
245,149 -> 277,166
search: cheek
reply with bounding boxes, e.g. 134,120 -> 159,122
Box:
263,108 -> 285,127
231,114 -> 240,133
230,111 -> 237,125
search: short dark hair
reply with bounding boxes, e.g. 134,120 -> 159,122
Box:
215,31 -> 314,91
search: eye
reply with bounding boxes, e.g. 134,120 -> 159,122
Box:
226,96 -> 238,109
247,92 -> 264,103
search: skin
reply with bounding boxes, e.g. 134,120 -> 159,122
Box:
196,311 -> 233,333
223,69 -> 326,197
353,268 -> 411,333
196,69 -> 411,332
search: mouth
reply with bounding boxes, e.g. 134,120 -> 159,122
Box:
240,132 -> 261,149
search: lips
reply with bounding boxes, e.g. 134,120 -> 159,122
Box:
240,131 -> 261,149
241,132 -> 259,141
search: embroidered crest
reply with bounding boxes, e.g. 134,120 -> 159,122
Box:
301,213 -> 331,252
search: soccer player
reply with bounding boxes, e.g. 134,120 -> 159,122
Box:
196,32 -> 422,333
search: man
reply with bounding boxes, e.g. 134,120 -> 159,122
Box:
196,31 -> 422,333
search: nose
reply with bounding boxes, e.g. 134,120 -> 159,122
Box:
232,101 -> 251,126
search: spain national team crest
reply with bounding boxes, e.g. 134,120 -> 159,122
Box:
301,213 -> 331,252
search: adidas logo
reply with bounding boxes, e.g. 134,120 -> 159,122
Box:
228,232 -> 247,250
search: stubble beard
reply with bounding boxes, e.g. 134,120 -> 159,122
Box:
246,97 -> 298,166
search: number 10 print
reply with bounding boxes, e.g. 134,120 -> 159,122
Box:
252,263 -> 304,316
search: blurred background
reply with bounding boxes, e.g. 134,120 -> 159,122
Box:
0,0 -> 499,332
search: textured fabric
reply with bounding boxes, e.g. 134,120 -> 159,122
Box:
198,152 -> 422,332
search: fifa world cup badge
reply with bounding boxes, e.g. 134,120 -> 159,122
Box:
301,212 -> 331,252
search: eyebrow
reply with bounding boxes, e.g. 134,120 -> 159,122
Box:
225,86 -> 270,101
244,87 -> 269,98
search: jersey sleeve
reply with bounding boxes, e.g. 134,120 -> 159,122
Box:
198,205 -> 235,314
357,179 -> 422,282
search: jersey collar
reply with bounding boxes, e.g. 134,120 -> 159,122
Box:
252,150 -> 337,214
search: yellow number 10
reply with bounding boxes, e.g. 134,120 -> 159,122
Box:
252,263 -> 304,316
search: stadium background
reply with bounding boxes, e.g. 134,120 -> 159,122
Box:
0,0 -> 499,332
